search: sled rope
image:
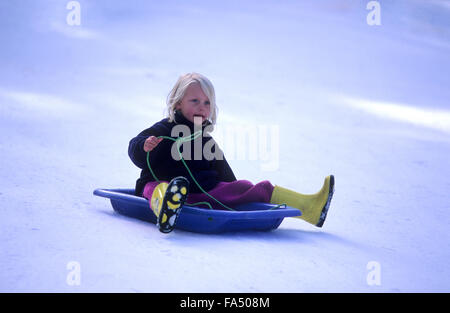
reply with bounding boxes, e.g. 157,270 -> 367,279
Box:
146,131 -> 285,211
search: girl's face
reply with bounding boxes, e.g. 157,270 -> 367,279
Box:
176,82 -> 211,125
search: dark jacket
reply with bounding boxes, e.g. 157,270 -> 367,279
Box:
128,110 -> 237,196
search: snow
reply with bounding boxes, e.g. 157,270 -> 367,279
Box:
1,0 -> 449,292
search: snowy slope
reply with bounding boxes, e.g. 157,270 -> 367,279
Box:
0,0 -> 449,292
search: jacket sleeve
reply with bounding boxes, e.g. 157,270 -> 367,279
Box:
128,123 -> 172,170
215,155 -> 237,182
210,141 -> 237,182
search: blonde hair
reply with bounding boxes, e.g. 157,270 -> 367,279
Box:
166,72 -> 218,126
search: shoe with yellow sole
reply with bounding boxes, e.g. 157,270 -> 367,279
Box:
150,176 -> 189,233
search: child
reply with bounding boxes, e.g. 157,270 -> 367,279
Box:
128,73 -> 334,233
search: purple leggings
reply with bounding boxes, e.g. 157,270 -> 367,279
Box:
143,180 -> 275,211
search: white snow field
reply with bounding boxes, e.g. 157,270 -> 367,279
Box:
0,0 -> 449,292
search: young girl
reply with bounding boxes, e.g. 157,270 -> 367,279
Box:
128,73 -> 334,233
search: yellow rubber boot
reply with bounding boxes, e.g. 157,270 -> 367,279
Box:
270,175 -> 335,227
150,177 -> 190,233
150,182 -> 169,218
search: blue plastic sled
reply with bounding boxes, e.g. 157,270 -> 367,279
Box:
93,188 -> 301,233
